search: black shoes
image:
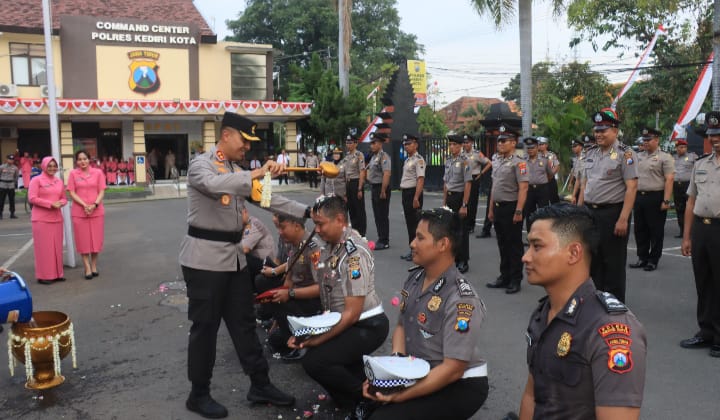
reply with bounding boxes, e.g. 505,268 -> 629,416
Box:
629,260 -> 648,269
10,214 -> 17,219
643,263 -> 657,272
400,252 -> 413,261
710,345 -> 720,358
680,336 -> 712,349
92,271 -> 99,277
55,277 -> 66,282
456,261 -> 469,274
344,400 -> 378,420
186,393 -> 228,419
280,348 -> 306,362
505,284 -> 521,294
247,382 -> 295,406
37,279 -> 54,285
476,231 -> 491,238
85,273 -> 93,280
374,242 -> 389,250
486,276 -> 508,289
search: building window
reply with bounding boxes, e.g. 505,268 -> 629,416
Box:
230,54 -> 266,100
10,43 -> 47,86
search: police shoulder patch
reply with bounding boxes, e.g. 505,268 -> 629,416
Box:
456,278 -> 475,297
345,239 -> 358,255
596,291 -> 628,313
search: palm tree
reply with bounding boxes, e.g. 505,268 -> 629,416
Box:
470,0 -> 566,136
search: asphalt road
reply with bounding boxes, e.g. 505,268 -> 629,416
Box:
0,191 -> 718,419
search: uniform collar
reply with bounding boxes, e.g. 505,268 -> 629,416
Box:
548,279 -> 596,326
211,146 -> 227,163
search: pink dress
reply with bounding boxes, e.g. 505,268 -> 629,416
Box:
28,157 -> 67,281
67,167 -> 106,254
20,155 -> 33,188
106,160 -> 117,185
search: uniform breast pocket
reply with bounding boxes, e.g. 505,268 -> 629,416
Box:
695,172 -> 708,183
417,311 -> 443,338
602,161 -> 621,178
543,355 -> 582,386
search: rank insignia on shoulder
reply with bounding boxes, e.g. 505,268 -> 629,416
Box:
455,317 -> 470,332
345,239 -> 358,255
596,291 -> 628,313
456,278 -> 475,297
557,332 -> 572,357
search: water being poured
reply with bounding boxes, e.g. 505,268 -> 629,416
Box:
27,317 -> 38,328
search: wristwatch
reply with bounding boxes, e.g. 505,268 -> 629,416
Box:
663,199 -> 671,205
462,202 -> 468,208
514,209 -> 523,216
288,288 -> 296,299
271,268 -> 276,276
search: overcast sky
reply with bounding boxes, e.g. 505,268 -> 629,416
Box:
194,0 -> 640,106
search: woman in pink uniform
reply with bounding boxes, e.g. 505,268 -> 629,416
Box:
106,156 -> 118,185
126,158 -> 135,184
28,157 -> 67,285
19,151 -> 33,189
67,150 -> 106,279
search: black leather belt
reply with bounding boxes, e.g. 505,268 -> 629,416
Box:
188,225 -> 244,243
695,216 -> 720,226
529,184 -> 547,189
495,201 -> 517,207
674,180 -> 690,184
585,202 -> 623,209
638,190 -> 662,195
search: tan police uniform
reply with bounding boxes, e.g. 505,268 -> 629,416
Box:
523,142 -> 552,231
368,148 -> 392,246
321,156 -> 348,199
462,145 -> 490,234
343,146 -> 368,236
400,150 -> 426,250
673,148 -> 697,234
540,149 -> 560,203
443,150 -> 472,267
306,153 -> 320,188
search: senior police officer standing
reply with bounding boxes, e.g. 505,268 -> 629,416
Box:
321,147 -> 348,199
519,203 -> 647,420
680,111 -> 720,358
443,135 -> 472,274
629,128 -> 674,272
486,125 -> 529,294
672,138 -> 697,238
462,134 -> 491,234
537,137 -> 560,203
522,137 -> 552,231
579,109 -> 638,303
343,135 -> 368,236
368,133 -> 392,249
179,112 -> 310,418
362,207 -> 489,419
399,133 -> 426,261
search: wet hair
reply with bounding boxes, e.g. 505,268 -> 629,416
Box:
312,195 -> 348,221
75,149 -> 89,161
419,208 -> 461,257
277,213 -> 306,228
528,203 -> 600,254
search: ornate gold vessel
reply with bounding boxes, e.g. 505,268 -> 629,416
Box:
8,311 -> 77,390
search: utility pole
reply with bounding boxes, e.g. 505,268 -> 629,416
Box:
338,0 -> 351,97
714,0 -> 720,110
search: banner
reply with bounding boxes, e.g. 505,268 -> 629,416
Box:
671,52 -> 714,140
611,24 -> 667,109
407,60 -> 428,107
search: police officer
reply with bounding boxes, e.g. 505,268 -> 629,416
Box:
362,208 -> 488,419
462,134 -> 491,234
519,203 -> 647,419
672,138 -> 697,238
579,109 -> 638,303
680,111 -> 720,358
569,137 -> 587,205
443,135 -> 472,274
399,133 -> 426,261
306,150 -> 320,188
289,195 -> 389,414
241,206 -> 277,280
629,128 -> 674,272
343,135 -> 368,236
0,154 -> 19,219
320,147 -> 347,199
368,133 -> 392,249
537,137 -> 560,203
179,112 -> 309,418
486,125 -> 529,294
522,137 -> 552,231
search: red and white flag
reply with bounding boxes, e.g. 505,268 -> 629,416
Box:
366,85 -> 380,100
671,52 -> 714,140
612,24 -> 668,109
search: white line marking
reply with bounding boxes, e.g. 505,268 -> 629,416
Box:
2,238 -> 33,269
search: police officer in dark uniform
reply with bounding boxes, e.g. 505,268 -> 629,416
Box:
343,135 -> 368,236
289,195 -> 389,414
362,208 -> 488,419
522,137 -> 552,231
680,111 -> 720,357
579,109 -> 638,303
520,203 -> 647,419
368,133 -> 392,249
399,133 -> 426,261
629,128 -> 674,272
486,125 -> 529,294
443,135 -> 472,273
462,134 -> 491,234
179,112 -> 310,418
672,138 -> 697,238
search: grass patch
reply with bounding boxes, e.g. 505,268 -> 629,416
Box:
15,186 -> 146,198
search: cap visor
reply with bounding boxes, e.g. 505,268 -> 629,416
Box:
706,128 -> 720,135
593,124 -> 613,130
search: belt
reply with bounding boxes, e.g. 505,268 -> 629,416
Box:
585,202 -> 622,209
695,216 -> 720,226
359,305 -> 384,321
462,364 -> 487,379
494,201 -> 517,207
529,184 -> 547,189
447,190 -> 464,195
638,190 -> 662,195
188,225 -> 244,243
674,180 -> 690,184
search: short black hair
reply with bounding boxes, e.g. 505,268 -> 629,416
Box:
277,213 -> 306,228
419,208 -> 461,257
312,195 -> 348,221
75,149 -> 89,161
528,203 -> 599,254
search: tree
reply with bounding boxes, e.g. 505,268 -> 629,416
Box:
417,106 -> 449,137
458,101 -> 489,135
536,97 -> 587,183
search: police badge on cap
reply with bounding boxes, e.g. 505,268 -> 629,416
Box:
221,112 -> 261,141
705,111 -> 720,135
592,108 -> 620,129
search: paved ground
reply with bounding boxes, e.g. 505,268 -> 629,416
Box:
0,189 -> 718,419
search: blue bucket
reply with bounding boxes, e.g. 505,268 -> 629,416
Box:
0,271 -> 33,323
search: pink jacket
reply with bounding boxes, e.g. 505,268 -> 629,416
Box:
28,157 -> 67,223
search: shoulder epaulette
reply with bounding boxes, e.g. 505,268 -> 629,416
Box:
617,142 -> 631,152
345,238 -> 358,255
596,291 -> 628,313
698,153 -> 712,161
456,277 -> 475,297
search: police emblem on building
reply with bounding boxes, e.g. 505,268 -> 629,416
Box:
128,50 -> 161,95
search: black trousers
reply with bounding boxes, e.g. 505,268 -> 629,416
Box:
369,376 -> 489,420
524,183 -> 550,231
308,171 -> 319,188
673,181 -> 690,233
586,204 -> 630,302
482,180 -> 493,235
346,179 -> 367,236
494,201 -> 523,285
690,217 -> 720,344
0,187 -> 15,215
633,190 -> 667,265
371,183 -> 391,244
446,191 -> 470,264
548,177 -> 560,204
401,188 -> 423,246
467,176 -> 482,232
182,265 -> 269,389
302,314 -> 389,408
